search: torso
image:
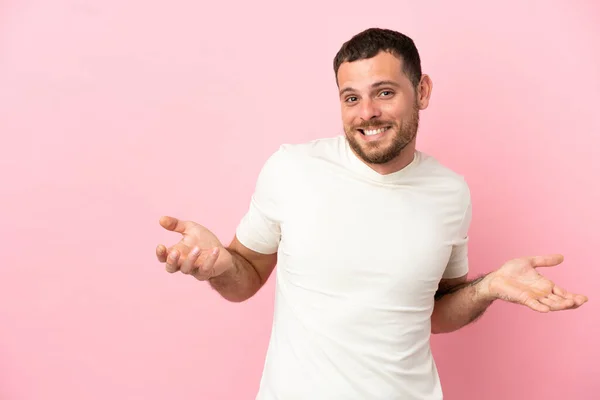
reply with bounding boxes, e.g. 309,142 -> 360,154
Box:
251,136 -> 470,400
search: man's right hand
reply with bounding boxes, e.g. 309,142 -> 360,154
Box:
156,216 -> 233,281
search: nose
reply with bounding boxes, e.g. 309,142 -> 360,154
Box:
358,98 -> 381,121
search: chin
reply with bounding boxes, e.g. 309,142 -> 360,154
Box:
364,148 -> 404,165
351,139 -> 404,165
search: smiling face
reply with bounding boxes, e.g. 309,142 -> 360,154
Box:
337,51 -> 432,174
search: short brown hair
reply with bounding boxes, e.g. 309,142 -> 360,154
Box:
333,28 -> 422,89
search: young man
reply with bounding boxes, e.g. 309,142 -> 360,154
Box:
155,28 -> 587,400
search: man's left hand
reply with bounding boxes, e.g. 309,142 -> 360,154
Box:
478,254 -> 588,312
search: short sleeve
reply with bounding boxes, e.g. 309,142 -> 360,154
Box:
442,191 -> 472,279
235,148 -> 285,254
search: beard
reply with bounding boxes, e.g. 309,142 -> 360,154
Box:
344,104 -> 420,165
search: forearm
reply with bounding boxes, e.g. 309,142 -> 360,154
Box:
431,275 -> 495,334
208,248 -> 263,303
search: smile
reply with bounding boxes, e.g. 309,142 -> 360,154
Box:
358,126 -> 390,136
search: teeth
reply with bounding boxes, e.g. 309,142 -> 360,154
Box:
363,127 -> 387,136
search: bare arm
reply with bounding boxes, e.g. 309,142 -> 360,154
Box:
430,254 -> 589,334
208,236 -> 278,303
430,274 -> 494,334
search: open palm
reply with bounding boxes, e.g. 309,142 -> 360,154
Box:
155,216 -> 227,280
485,254 -> 588,312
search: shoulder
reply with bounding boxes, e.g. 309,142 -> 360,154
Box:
416,151 -> 471,205
254,136 -> 342,188
265,135 -> 345,168
277,135 -> 344,158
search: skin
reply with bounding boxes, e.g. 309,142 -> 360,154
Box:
336,51 -> 431,175
155,216 -> 276,302
155,50 -> 588,329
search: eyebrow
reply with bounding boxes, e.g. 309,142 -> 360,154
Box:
339,80 -> 401,97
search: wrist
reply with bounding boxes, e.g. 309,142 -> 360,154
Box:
474,273 -> 498,303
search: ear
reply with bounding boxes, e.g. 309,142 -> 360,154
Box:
416,74 -> 433,110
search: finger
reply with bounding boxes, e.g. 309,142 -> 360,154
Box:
165,249 -> 181,273
552,285 -> 571,298
201,247 -> 220,273
194,247 -> 220,280
553,286 -> 588,307
159,216 -> 193,234
523,296 -> 550,313
548,293 -> 575,308
529,254 -> 564,268
181,246 -> 201,275
539,294 -> 575,311
156,244 -> 168,263
573,294 -> 588,308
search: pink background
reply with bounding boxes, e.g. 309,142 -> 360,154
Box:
1,1 -> 599,399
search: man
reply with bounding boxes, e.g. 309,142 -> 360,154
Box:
155,28 -> 587,399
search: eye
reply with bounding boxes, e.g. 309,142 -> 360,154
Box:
345,96 -> 358,104
379,90 -> 394,98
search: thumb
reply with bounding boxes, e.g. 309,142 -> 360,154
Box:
528,254 -> 564,268
159,216 -> 193,234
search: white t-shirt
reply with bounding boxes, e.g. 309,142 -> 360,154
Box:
236,135 -> 472,400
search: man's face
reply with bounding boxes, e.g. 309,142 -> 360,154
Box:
337,51 -> 426,166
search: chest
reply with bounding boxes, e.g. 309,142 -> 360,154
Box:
276,171 -> 460,302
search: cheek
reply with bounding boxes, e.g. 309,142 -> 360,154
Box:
341,109 -> 357,126
381,103 -> 409,120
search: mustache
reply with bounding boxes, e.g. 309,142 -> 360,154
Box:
353,121 -> 395,130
